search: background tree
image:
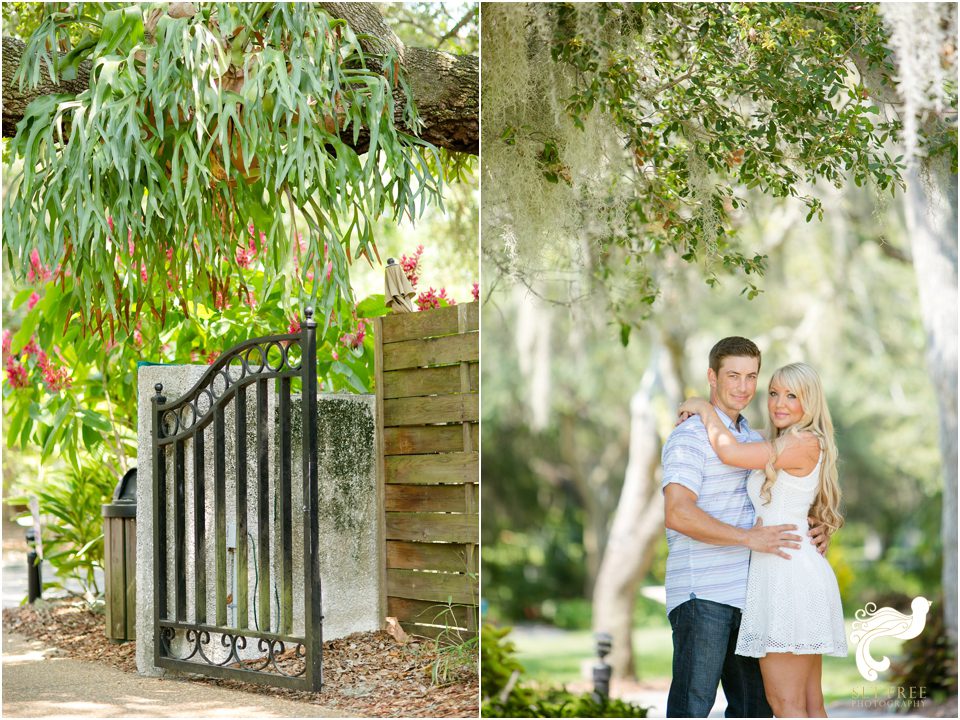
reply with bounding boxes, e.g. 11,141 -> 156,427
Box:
481,1 -> 956,679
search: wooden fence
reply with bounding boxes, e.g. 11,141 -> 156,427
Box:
373,302 -> 479,640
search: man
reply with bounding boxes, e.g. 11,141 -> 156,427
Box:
661,337 -> 828,718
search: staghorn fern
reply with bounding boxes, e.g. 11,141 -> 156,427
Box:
3,2 -> 442,337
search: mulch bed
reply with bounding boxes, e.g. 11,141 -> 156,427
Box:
3,599 -> 478,718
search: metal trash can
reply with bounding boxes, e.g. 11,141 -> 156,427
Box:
103,468 -> 136,641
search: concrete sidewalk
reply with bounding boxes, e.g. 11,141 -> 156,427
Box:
2,631 -> 346,718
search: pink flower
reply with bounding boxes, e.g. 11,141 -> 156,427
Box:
4,356 -> 29,389
235,235 -> 260,269
472,282 -> 479,302
206,351 -> 218,365
399,245 -> 424,289
339,327 -> 365,349
23,338 -> 40,357
26,249 -> 52,284
213,291 -> 230,311
41,362 -> 71,391
1,330 -> 12,358
288,318 -> 301,334
236,245 -> 254,268
107,215 -> 115,234
325,261 -> 333,281
166,248 -> 174,261
27,292 -> 41,310
35,347 -> 70,391
134,330 -> 144,348
245,290 -> 256,308
140,263 -> 148,283
331,349 -> 339,361
416,286 -> 455,311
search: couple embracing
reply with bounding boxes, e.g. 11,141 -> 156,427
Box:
662,337 -> 847,718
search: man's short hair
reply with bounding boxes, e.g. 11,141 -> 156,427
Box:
709,336 -> 761,373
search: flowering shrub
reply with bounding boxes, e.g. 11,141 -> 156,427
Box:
417,287 -> 456,311
398,244 -> 477,311
400,245 -> 425,288
2,215 -> 395,471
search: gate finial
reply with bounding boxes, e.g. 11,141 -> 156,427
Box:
304,306 -> 316,326
154,383 -> 163,395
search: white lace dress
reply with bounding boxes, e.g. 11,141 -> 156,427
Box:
735,456 -> 848,658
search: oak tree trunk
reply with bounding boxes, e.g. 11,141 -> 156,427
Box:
906,155 -> 959,644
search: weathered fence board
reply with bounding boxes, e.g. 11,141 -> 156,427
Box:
374,302 -> 479,640
388,596 -> 475,628
383,425 -> 467,455
386,568 -> 478,605
382,333 -> 479,372
384,452 -> 478,485
385,484 -> 476,513
381,303 -> 479,344
386,540 -> 477,573
383,363 -> 478,399
383,394 -> 479,426
385,512 -> 479,544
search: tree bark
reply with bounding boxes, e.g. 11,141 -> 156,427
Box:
1,3 -> 478,153
905,154 -> 959,644
1,36 -> 91,138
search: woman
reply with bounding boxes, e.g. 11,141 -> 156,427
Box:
679,362 -> 847,718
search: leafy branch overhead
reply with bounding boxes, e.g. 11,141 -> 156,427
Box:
2,2 -> 478,337
482,3 -> 954,333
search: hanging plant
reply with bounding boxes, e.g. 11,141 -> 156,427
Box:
3,2 -> 442,338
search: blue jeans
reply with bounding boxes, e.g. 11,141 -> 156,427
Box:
666,598 -> 772,718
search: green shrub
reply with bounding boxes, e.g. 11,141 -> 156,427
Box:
480,624 -> 648,718
7,459 -> 117,602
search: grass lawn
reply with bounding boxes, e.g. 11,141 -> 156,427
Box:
512,621 -> 904,704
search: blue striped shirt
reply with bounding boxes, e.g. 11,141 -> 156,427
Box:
661,408 -> 762,615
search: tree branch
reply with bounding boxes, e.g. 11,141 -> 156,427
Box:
2,3 -> 478,153
437,7 -> 476,49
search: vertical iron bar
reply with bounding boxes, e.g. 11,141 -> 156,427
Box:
279,376 -> 293,635
257,377 -> 271,632
193,428 -> 206,625
174,440 -> 186,622
214,407 -> 227,626
301,308 -> 322,690
152,384 -> 166,666
235,385 -> 248,630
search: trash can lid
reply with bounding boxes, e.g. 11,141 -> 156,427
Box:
103,468 -> 137,518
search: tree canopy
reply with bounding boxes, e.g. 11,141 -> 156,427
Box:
482,2 -> 955,335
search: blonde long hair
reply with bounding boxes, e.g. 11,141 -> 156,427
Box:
761,362 -> 844,535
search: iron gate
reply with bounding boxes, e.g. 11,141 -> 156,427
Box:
151,308 -> 322,690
